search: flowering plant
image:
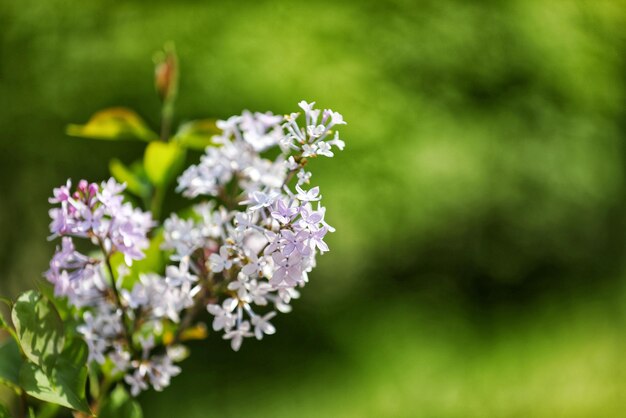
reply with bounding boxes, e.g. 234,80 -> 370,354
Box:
0,45 -> 346,418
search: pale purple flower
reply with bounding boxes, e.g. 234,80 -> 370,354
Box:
281,229 -> 311,256
270,252 -> 304,288
49,179 -> 72,203
270,199 -> 299,224
309,226 -> 330,253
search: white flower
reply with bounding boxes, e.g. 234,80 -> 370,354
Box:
298,100 -> 316,113
295,185 -> 321,202
328,131 -> 345,151
209,246 -> 233,273
251,312 -> 276,340
242,190 -> 277,211
207,299 -> 237,331
307,124 -> 326,138
326,110 -> 346,126
223,321 -> 253,351
125,371 -> 149,397
162,214 -> 201,259
302,143 -> 317,157
316,141 -> 334,157
297,169 -> 312,185
285,156 -> 299,170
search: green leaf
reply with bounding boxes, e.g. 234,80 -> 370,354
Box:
173,119 -> 220,150
143,141 -> 186,187
67,107 -> 158,142
35,403 -> 60,418
110,159 -> 152,198
0,338 -> 22,388
11,291 -> 64,370
19,339 -> 91,414
0,403 -> 12,418
110,229 -> 166,288
36,283 -> 72,324
99,385 -> 143,418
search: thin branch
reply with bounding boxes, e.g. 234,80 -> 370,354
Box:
97,239 -> 132,344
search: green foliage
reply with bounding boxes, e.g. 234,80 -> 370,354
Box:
111,229 -> 167,288
0,339 -> 22,389
67,108 -> 158,142
11,291 -> 64,371
0,404 -> 12,418
7,292 -> 91,414
173,119 -> 221,150
99,385 -> 143,418
110,158 -> 152,199
36,283 -> 73,325
19,338 -> 90,414
143,141 -> 186,188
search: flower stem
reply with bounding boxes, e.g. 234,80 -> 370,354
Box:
97,239 -> 132,345
150,185 -> 165,221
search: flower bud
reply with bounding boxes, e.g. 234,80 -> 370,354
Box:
78,179 -> 88,193
154,43 -> 178,103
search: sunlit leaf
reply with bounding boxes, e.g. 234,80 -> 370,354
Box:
110,159 -> 151,199
36,282 -> 73,324
66,108 -> 158,142
173,119 -> 221,150
19,339 -> 90,414
99,385 -> 143,418
11,291 -> 64,370
144,141 -> 186,187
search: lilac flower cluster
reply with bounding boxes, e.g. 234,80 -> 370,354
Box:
46,179 -> 185,395
46,179 -> 153,304
169,100 -> 346,351
44,100 -> 345,398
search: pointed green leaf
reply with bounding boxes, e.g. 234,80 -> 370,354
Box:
67,108 -> 158,142
173,119 -> 220,150
99,385 -> 143,418
19,339 -> 91,414
11,291 -> 64,370
0,338 -> 22,388
144,141 -> 185,187
110,159 -> 152,198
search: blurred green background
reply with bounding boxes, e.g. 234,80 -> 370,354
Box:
2,0 -> 626,416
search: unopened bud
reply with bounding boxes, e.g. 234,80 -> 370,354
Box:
154,43 -> 178,103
